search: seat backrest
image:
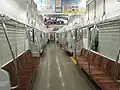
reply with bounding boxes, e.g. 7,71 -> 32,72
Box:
81,48 -> 85,56
93,54 -> 103,68
100,57 -> 111,72
107,61 -> 120,80
26,50 -> 33,59
25,50 -> 33,63
89,52 -> 97,63
116,64 -> 120,80
106,61 -> 117,79
84,49 -> 89,59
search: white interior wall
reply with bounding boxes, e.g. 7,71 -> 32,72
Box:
82,28 -> 88,49
99,23 -> 120,60
0,24 -> 29,66
0,0 -> 47,66
84,0 -> 120,24
106,0 -> 120,19
84,0 -> 120,59
0,0 -> 46,30
96,0 -> 103,22
84,8 -> 88,26
0,0 -> 28,24
89,2 -> 94,24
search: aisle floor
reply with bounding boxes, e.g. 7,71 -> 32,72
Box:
32,42 -> 99,90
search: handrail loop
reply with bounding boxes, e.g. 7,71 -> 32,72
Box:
2,22 -> 20,89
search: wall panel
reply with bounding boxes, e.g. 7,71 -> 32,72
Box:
99,23 -> 120,59
89,1 -> 94,24
106,0 -> 120,19
96,0 -> 103,22
0,23 -> 29,66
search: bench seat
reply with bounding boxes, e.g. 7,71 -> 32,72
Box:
76,48 -> 120,90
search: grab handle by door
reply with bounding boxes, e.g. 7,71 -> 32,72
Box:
2,22 -> 20,89
114,48 -> 120,83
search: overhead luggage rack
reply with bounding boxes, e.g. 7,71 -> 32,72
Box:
0,14 -> 39,30
77,15 -> 120,30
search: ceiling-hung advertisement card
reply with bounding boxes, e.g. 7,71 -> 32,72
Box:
38,0 -> 55,13
62,0 -> 86,14
55,0 -> 62,13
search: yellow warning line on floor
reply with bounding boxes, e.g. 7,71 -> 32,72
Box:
70,57 -> 77,64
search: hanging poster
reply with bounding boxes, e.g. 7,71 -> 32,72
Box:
36,0 -> 55,13
62,0 -> 86,14
55,0 -> 62,13
55,0 -> 61,7
35,0 -> 86,14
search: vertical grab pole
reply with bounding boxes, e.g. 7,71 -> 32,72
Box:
88,26 -> 94,77
88,39 -> 92,76
75,29 -> 77,60
87,5 -> 90,24
2,22 -> 20,89
114,48 -> 120,90
94,0 -> 96,20
37,30 -> 41,59
25,26 -> 32,50
74,29 -> 79,65
114,49 -> 120,81
102,0 -> 106,20
88,24 -> 99,76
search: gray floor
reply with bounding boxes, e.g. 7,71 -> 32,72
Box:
32,42 -> 99,90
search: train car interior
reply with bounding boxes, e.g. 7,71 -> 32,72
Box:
0,0 -> 120,90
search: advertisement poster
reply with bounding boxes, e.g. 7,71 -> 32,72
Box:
35,0 -> 86,14
55,0 -> 61,7
55,0 -> 62,13
62,0 -> 86,14
37,0 -> 55,13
